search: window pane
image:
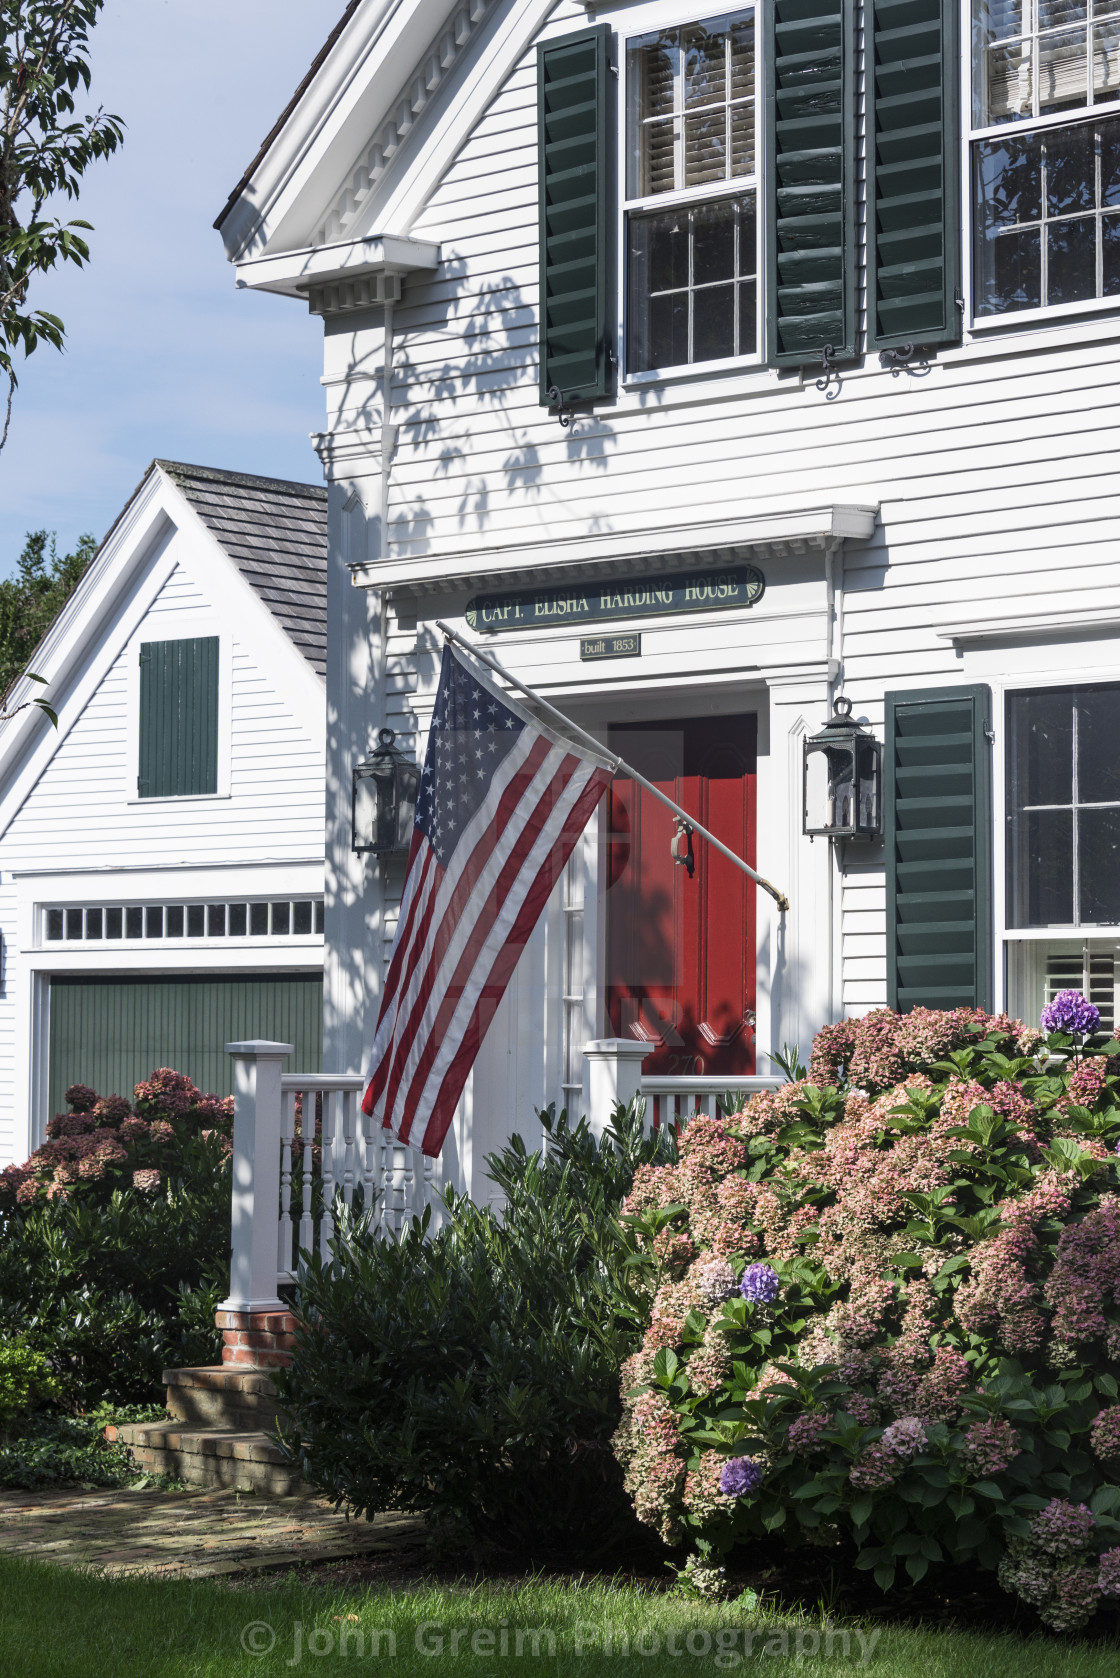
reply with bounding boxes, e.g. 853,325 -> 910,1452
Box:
85,908 -> 103,939
293,900 -> 313,935
738,278 -> 758,353
1009,688 -> 1074,805
647,290 -> 689,369
1102,209 -> 1120,285
46,909 -> 63,941
1102,113 -> 1120,199
978,224 -> 1042,311
693,199 -> 735,281
977,132 -> 1044,223
1009,807 -> 1074,924
1042,0 -> 1087,26
684,109 -> 727,187
314,900 -> 325,934
730,101 -> 755,177
166,905 -> 184,937
250,901 -> 269,936
187,904 -> 205,937
693,283 -> 735,360
208,903 -> 226,936
984,41 -> 1032,124
1080,806 -> 1120,919
65,908 -> 82,939
1046,120 -> 1094,212
145,905 -> 163,937
1094,16 -> 1120,98
229,903 -> 247,936
683,24 -> 726,107
729,19 -> 754,98
105,907 -> 122,939
627,33 -> 677,198
271,902 -> 291,935
1048,212 -> 1097,299
1039,26 -> 1089,112
1077,683 -> 1120,798
126,906 -> 143,939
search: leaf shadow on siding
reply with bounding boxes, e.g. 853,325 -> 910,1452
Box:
381,272 -> 664,552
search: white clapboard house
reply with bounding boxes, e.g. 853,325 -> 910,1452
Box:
210,0 -> 1120,1206
0,462 -> 328,1169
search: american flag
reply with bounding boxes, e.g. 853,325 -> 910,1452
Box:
361,643 -> 613,1156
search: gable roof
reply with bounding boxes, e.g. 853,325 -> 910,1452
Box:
155,462 -> 328,677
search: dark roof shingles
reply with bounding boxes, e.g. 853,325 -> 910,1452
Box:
157,461 -> 328,677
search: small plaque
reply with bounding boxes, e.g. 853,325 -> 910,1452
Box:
580,632 -> 642,662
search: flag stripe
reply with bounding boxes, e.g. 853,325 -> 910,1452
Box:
394,754 -> 592,1142
419,766 -> 612,1151
374,738 -> 558,1128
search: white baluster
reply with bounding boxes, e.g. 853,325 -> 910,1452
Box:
361,1096 -> 377,1221
297,1090 -> 315,1261
319,1089 -> 338,1260
278,1086 -> 296,1280
341,1088 -> 357,1210
219,1040 -> 292,1314
378,1128 -> 391,1238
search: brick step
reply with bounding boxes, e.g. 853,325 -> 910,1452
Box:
112,1422 -> 310,1498
163,1366 -> 283,1433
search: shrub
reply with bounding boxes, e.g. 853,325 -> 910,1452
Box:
613,1004 -> 1120,1631
0,1336 -> 58,1431
0,1069 -> 232,1408
273,1104 -> 676,1560
0,1404 -> 164,1491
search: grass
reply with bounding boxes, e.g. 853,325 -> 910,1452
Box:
1,1554 -> 1118,1678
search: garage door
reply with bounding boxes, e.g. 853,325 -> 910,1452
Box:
48,972 -> 323,1118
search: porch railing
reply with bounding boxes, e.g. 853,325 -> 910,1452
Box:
219,1038 -> 783,1315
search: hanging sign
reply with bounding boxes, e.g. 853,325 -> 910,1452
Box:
466,564 -> 765,633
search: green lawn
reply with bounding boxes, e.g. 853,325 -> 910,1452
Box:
0,1554 -> 1118,1678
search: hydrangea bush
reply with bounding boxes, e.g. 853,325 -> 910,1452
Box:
613,1004 -> 1120,1631
0,1068 -> 232,1210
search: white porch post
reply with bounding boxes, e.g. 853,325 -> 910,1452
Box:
219,1040 -> 293,1313
582,1039 -> 649,1135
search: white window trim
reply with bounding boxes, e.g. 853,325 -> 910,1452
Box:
615,0 -> 764,384
989,665 -> 1120,1016
960,0 -> 1120,334
125,612 -> 232,804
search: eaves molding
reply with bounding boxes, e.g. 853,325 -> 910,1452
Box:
348,504 -> 880,595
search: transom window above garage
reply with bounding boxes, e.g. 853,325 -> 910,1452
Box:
43,898 -> 325,943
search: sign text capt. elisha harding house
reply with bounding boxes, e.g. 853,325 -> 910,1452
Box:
218,0 -> 1120,1196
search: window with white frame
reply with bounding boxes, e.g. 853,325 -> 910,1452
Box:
1004,683 -> 1120,1030
625,10 -> 759,373
971,0 -> 1120,316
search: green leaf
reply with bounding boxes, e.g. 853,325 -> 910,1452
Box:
905,1554 -> 930,1583
973,1480 -> 1005,1500
849,1494 -> 873,1527
874,1562 -> 897,1592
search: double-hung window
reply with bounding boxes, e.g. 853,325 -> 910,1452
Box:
971,0 -> 1120,317
624,11 -> 760,374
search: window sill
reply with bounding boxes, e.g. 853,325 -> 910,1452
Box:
127,793 -> 232,807
621,357 -> 777,393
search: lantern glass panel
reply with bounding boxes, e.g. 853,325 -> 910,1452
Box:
805,739 -> 857,834
353,770 -> 380,853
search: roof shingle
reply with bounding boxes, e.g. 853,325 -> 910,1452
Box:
158,461 -> 328,677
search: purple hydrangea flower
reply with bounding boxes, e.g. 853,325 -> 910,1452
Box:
1041,989 -> 1101,1037
739,1263 -> 780,1304
719,1456 -> 763,1498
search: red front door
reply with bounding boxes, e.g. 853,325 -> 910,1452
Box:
606,715 -> 757,1077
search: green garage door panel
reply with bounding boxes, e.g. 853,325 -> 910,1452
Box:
48,973 -> 323,1117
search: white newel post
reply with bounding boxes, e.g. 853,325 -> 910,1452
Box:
582,1039 -> 650,1136
216,1042 -> 294,1366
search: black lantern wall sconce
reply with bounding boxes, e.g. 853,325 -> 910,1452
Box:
803,697 -> 882,840
352,728 -> 422,855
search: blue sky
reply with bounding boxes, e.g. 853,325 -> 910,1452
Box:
0,0 -> 339,573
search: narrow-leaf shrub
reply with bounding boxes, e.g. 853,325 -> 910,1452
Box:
0,1070 -> 231,1406
613,1005 -> 1120,1631
0,1335 -> 57,1430
274,1104 -> 675,1559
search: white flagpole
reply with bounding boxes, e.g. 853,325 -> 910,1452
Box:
435,621 -> 790,913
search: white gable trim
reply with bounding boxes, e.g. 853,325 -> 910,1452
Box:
221,0 -> 493,263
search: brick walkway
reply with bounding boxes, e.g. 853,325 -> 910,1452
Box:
0,1486 -> 423,1579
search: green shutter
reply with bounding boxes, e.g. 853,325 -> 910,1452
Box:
138,637 -> 219,798
885,686 -> 992,1013
765,0 -> 856,367
538,24 -> 613,408
868,0 -> 961,348
48,972 -> 323,1119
